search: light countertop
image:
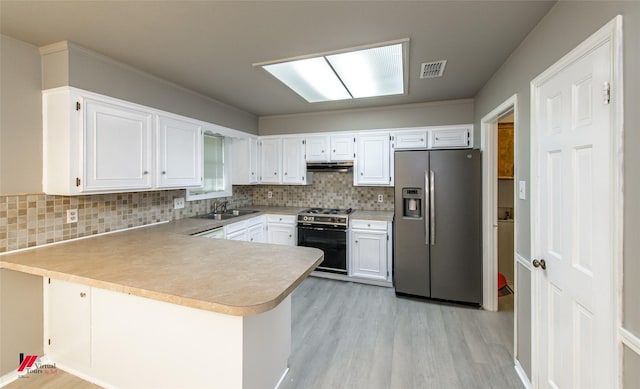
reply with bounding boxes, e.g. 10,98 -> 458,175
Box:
350,210 -> 394,222
0,219 -> 323,316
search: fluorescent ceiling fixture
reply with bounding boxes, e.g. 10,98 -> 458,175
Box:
257,41 -> 407,103
263,57 -> 352,103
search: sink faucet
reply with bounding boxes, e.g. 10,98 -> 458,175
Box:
212,201 -> 228,213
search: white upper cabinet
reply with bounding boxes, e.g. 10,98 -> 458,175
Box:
305,135 -> 330,162
156,114 -> 203,189
83,98 -> 154,192
232,137 -> 260,185
259,137 -> 311,185
429,125 -> 472,149
354,132 -> 392,186
394,130 -> 428,149
282,137 -> 307,184
305,134 -> 355,162
259,138 -> 282,184
330,134 -> 355,161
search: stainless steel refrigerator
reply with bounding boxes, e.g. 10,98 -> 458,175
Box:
394,149 -> 482,305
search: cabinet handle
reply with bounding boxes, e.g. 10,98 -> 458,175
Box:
284,172 -> 288,175
360,172 -> 363,176
289,234 -> 292,238
143,171 -> 148,175
368,224 -> 371,227
333,149 -> 336,152
80,292 -> 86,298
162,171 -> 166,175
355,240 -> 358,244
279,218 -> 282,221
251,172 -> 255,175
420,138 -> 424,142
274,172 -> 277,175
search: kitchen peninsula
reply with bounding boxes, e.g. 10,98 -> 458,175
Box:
0,218 -> 323,389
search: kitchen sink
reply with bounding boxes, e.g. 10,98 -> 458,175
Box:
193,209 -> 259,220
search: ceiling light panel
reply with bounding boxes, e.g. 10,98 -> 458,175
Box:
326,44 -> 404,98
262,57 -> 351,103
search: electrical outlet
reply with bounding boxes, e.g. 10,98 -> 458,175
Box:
173,197 -> 185,209
66,209 -> 78,223
268,191 -> 273,199
377,194 -> 384,203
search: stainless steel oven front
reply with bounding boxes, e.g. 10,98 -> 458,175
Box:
297,224 -> 348,274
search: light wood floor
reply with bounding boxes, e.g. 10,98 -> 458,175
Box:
280,277 -> 520,389
3,369 -> 101,389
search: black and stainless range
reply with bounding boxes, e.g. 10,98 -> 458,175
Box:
297,208 -> 352,274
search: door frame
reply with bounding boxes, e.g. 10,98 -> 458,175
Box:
481,94 -> 518,313
530,15 -> 623,387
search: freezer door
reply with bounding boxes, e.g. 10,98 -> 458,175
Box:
393,150 -> 430,297
429,149 -> 482,304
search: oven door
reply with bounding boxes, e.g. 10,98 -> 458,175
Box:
297,224 -> 347,273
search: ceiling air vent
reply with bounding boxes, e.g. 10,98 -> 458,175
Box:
420,60 -> 447,79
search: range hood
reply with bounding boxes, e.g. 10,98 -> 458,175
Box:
306,161 -> 354,173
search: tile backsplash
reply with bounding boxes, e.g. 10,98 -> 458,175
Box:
0,173 -> 392,253
251,172 -> 394,211
0,188 -> 252,253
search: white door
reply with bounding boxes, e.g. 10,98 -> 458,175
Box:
354,133 -> 390,186
282,137 -> 306,184
305,135 -> 330,162
260,138 -> 281,184
47,278 -> 91,371
350,230 -> 387,280
330,134 -> 355,161
156,115 -> 202,188
267,224 -> 295,246
83,98 -> 153,191
532,30 -> 618,388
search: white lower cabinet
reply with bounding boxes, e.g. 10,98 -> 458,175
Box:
266,214 -> 296,246
349,220 -> 392,282
224,216 -> 266,242
47,278 -> 91,372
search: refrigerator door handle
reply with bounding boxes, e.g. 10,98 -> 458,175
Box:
425,171 -> 430,245
430,170 -> 435,245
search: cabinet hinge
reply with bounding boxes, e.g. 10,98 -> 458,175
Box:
76,102 -> 81,111
48,278 -> 51,284
48,339 -> 51,345
75,177 -> 81,187
603,81 -> 611,104
302,140 -> 306,145
387,234 -> 389,241
389,176 -> 392,183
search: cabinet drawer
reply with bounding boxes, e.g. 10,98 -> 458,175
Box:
266,214 -> 296,225
350,220 -> 387,231
224,220 -> 247,234
395,131 -> 427,149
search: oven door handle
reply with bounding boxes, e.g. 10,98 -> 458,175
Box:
297,225 -> 347,232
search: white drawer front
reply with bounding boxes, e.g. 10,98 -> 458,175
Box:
395,131 -> 427,149
350,220 -> 387,231
266,214 -> 296,225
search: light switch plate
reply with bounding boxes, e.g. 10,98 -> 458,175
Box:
519,181 -> 526,200
173,197 -> 185,209
66,209 -> 78,223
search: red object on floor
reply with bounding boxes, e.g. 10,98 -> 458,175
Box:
498,272 -> 508,290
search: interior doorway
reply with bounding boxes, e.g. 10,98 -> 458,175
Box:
496,112 -> 515,308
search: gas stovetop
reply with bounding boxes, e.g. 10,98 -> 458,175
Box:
297,208 -> 353,227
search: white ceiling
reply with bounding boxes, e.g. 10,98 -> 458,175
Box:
0,1 -> 556,116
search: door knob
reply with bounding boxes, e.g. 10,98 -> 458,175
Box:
533,259 -> 547,270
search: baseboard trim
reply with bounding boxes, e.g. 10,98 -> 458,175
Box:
514,359 -> 531,389
620,327 -> 640,356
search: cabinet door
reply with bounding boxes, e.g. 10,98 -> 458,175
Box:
248,224 -> 265,243
430,126 -> 471,149
232,137 -> 259,185
260,138 -> 281,184
83,98 -> 153,191
305,135 -> 330,162
395,131 -> 428,149
47,278 -> 91,371
267,224 -> 296,246
330,135 -> 355,161
350,230 -> 388,280
157,115 -> 202,188
354,133 -> 391,186
282,137 -> 307,184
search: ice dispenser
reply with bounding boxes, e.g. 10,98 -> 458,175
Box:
402,188 -> 422,218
